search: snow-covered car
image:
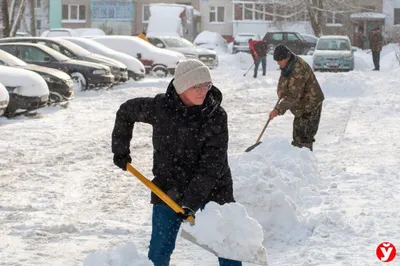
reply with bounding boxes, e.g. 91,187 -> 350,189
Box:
300,33 -> 319,54
0,37 -> 128,83
0,82 -> 9,116
148,36 -> 218,69
0,65 -> 49,117
313,35 -> 357,72
232,33 -> 261,54
41,28 -> 106,38
0,49 -> 74,103
91,36 -> 185,77
60,37 -> 146,81
194,31 -> 228,53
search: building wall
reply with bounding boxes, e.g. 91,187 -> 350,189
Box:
135,0 -> 199,35
200,0 -> 233,39
90,0 -> 134,35
61,0 -> 91,28
20,0 -> 50,36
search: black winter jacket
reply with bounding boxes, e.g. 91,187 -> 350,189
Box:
111,80 -> 235,211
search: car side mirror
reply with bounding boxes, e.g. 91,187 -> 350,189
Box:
137,53 -> 142,60
156,43 -> 164,48
44,56 -> 51,62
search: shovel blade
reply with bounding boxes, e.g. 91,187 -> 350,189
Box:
180,228 -> 268,265
245,141 -> 262,152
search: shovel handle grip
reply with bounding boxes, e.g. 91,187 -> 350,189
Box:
126,163 -> 195,223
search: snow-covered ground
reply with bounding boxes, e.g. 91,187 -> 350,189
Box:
1,46 -> 400,266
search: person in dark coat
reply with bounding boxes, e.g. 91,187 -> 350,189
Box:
248,38 -> 267,78
269,45 -> 324,151
370,27 -> 383,70
111,59 -> 242,266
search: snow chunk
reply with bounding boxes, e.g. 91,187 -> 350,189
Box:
181,202 -> 267,264
83,242 -> 152,266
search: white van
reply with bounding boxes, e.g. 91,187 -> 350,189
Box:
91,36 -> 185,77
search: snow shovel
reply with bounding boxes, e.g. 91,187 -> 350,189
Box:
245,98 -> 280,152
243,62 -> 255,76
125,163 -> 268,265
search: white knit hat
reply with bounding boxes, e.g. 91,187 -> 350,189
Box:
173,59 -> 212,94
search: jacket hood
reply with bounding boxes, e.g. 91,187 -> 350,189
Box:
164,79 -> 222,118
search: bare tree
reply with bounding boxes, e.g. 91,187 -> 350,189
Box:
10,0 -> 27,36
29,0 -> 35,36
1,0 -> 11,37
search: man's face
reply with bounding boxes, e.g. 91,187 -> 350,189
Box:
180,82 -> 212,106
277,57 -> 290,68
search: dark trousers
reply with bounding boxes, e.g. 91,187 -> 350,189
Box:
148,204 -> 243,266
372,51 -> 380,70
292,103 -> 322,151
254,57 -> 266,78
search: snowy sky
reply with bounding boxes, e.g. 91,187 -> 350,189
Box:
1,44 -> 400,266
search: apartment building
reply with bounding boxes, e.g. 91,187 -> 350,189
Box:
61,0 -> 91,29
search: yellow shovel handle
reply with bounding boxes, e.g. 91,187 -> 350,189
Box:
126,163 -> 195,223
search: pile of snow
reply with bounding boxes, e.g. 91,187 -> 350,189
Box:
83,242 -> 152,266
181,202 -> 267,264
231,137 -> 322,242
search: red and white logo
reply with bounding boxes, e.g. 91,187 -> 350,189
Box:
376,242 -> 397,262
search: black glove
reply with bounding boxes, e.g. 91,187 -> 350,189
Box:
113,154 -> 132,171
177,206 -> 195,221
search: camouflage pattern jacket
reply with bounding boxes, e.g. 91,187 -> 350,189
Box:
276,54 -> 324,117
370,33 -> 383,52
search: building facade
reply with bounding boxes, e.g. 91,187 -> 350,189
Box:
90,0 -> 135,35
200,0 -> 233,41
19,0 -> 50,36
61,0 -> 91,29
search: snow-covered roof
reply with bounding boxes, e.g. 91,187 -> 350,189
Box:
350,12 -> 386,20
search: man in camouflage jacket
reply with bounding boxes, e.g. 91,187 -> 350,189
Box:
269,44 -> 324,151
370,27 -> 383,70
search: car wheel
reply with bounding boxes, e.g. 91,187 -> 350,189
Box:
71,72 -> 88,91
151,65 -> 168,78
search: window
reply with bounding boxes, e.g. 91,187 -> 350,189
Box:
287,33 -> 299,41
255,4 -> 264,20
36,19 -> 41,30
62,4 -> 86,22
36,0 -> 41,8
234,3 -> 243,20
395,8 -> 400,25
143,5 -> 150,22
90,2 -> 133,21
271,33 -> 283,41
244,4 -> 253,20
326,12 -> 343,24
17,47 -> 50,62
209,6 -> 224,23
265,4 -> 273,20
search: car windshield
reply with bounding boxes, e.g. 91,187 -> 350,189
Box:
0,50 -> 27,66
316,39 -> 350,51
163,38 -> 194,48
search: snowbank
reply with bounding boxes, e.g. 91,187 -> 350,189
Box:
181,202 -> 267,264
83,242 -> 152,266
231,137 -> 320,242
194,31 -> 228,53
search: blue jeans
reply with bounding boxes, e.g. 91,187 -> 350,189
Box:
148,204 -> 242,266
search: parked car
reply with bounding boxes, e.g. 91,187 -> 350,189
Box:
300,33 -> 319,50
313,35 -> 356,72
262,31 -> 314,55
0,65 -> 49,117
40,28 -> 106,37
193,31 -> 228,53
60,37 -> 146,81
91,36 -> 185,77
0,43 -> 114,91
148,36 -> 218,69
0,37 -> 128,83
232,33 -> 261,54
0,82 -> 9,116
0,49 -> 74,103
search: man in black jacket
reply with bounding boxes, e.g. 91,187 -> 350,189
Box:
112,59 -> 242,266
